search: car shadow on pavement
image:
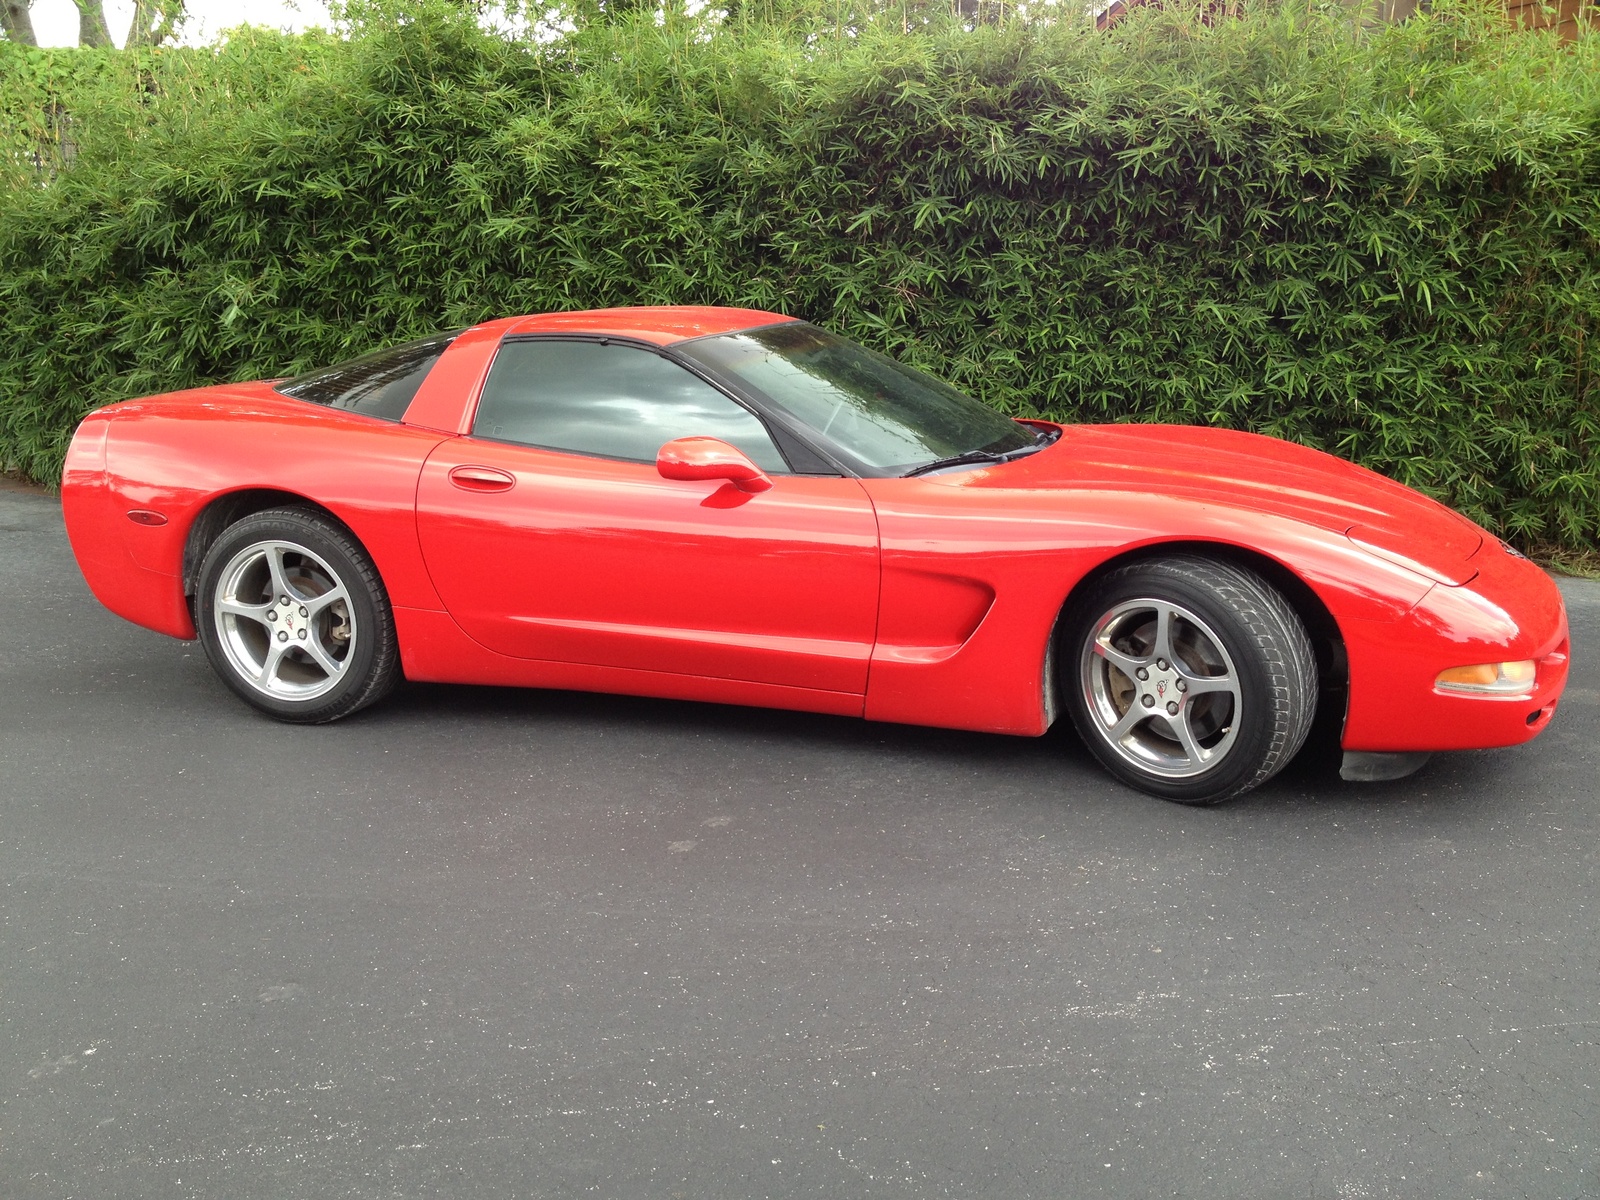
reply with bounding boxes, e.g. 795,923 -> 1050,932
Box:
375,678 -> 1536,824
385,678 -> 1080,771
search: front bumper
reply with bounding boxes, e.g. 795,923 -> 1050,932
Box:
1341,544 -> 1570,753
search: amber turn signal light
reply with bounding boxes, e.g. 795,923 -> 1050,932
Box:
1435,660 -> 1536,695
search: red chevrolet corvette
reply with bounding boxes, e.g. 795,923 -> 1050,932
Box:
62,306 -> 1569,802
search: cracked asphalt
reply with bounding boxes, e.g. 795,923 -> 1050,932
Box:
2,483 -> 1597,1199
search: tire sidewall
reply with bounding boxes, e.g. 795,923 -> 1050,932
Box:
1064,566 -> 1282,803
195,509 -> 385,723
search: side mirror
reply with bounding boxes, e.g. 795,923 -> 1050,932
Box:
656,437 -> 773,493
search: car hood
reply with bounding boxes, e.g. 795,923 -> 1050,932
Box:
985,423 -> 1485,585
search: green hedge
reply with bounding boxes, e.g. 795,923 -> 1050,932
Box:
2,2 -> 1598,549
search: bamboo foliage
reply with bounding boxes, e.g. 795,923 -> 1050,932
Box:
1,1 -> 1597,549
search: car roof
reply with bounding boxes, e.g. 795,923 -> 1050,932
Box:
501,306 -> 796,345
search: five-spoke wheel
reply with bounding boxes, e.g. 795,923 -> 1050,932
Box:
1063,556 -> 1317,803
214,540 -> 356,701
196,508 -> 400,722
1082,597 -> 1243,779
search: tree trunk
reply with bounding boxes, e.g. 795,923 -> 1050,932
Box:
1,0 -> 39,45
125,0 -> 186,48
72,0 -> 114,46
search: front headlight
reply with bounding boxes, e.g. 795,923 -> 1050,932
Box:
1435,660 -> 1537,695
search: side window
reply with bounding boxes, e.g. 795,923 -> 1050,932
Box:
276,332 -> 458,421
473,339 -> 789,473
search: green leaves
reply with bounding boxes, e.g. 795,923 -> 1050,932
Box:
1,2 -> 1598,550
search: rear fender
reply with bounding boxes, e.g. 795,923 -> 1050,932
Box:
64,396 -> 451,641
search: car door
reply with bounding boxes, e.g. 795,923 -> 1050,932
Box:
414,337 -> 881,696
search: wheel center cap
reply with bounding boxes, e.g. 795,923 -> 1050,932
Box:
1138,661 -> 1186,713
273,596 -> 311,644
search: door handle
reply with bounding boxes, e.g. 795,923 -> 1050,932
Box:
449,465 -> 516,493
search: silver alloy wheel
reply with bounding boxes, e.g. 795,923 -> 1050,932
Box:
1079,597 -> 1243,779
212,539 -> 356,701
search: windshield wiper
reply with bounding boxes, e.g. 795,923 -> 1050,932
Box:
904,436 -> 1050,478
905,449 -> 1012,477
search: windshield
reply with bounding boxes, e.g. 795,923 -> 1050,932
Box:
680,323 -> 1035,476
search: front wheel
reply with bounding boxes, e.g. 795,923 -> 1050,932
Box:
1063,556 -> 1317,804
195,507 -> 401,723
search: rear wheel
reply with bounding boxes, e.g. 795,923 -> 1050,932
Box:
1063,556 -> 1316,804
195,507 -> 400,723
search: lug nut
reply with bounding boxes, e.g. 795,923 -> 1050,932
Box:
1167,701 -> 1179,715
1136,667 -> 1149,681
1157,658 -> 1168,670
1141,694 -> 1155,708
299,606 -> 308,617
280,596 -> 290,606
1176,679 -> 1187,693
277,630 -> 288,642
297,629 -> 308,640
266,610 -> 277,622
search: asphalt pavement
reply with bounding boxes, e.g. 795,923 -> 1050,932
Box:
2,484 -> 1597,1200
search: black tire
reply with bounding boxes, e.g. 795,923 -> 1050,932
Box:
194,506 -> 401,723
1062,555 -> 1316,804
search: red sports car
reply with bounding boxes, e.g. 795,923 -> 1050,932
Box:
61,306 -> 1570,803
